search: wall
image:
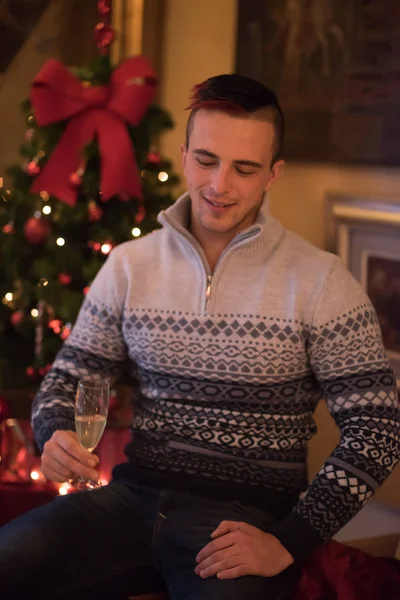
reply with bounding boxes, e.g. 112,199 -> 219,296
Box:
160,0 -> 400,250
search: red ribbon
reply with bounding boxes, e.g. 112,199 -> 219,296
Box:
30,57 -> 157,206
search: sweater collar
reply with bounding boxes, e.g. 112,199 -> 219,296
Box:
158,191 -> 284,256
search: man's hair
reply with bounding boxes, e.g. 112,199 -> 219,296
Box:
185,74 -> 285,165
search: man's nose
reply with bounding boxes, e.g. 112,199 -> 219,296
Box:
209,166 -> 231,195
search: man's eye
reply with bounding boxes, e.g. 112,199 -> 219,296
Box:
236,168 -> 255,176
197,159 -> 215,167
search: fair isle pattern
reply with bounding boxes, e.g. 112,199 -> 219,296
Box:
32,296 -> 400,549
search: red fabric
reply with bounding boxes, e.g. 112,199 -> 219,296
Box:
293,540 -> 400,599
30,56 -> 157,206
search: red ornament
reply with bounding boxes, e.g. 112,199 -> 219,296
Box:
0,394 -> 10,424
93,242 -> 101,251
30,57 -> 157,207
24,216 -> 51,245
97,0 -> 111,17
83,286 -> 90,295
147,151 -> 161,164
58,273 -> 72,286
39,367 -> 47,377
135,204 -> 146,225
88,201 -> 103,221
26,367 -> 36,379
94,22 -> 115,51
69,170 -> 83,187
2,223 -> 14,234
10,311 -> 24,327
60,326 -> 71,341
25,129 -> 34,141
27,160 -> 41,176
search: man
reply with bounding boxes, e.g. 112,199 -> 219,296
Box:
0,74 -> 399,600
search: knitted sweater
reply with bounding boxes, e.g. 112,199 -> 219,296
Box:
32,193 -> 400,562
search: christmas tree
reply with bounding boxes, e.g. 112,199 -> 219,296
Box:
0,7 -> 179,391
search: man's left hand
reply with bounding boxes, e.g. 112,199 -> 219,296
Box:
195,520 -> 294,580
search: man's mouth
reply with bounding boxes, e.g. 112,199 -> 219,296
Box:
203,195 -> 235,209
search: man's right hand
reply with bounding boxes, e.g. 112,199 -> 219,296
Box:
41,430 -> 99,482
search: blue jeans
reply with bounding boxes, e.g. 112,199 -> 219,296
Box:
0,481 -> 299,599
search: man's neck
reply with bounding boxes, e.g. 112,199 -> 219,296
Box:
189,223 -> 238,273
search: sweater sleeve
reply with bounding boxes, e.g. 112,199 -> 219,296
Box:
31,247 -> 129,451
268,258 -> 400,562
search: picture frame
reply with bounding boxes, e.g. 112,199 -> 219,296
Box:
236,0 -> 400,166
326,193 -> 400,384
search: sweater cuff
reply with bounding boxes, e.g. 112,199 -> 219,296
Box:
34,418 -> 75,452
267,510 -> 325,563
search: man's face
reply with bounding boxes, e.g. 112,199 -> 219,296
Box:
181,109 -> 284,241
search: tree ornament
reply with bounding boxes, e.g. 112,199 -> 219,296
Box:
25,129 -> 34,141
88,201 -> 103,221
27,160 -> 41,176
147,151 -> 161,164
58,273 -> 72,285
135,204 -> 146,224
10,311 -> 24,327
97,0 -> 111,17
24,216 -> 51,245
69,166 -> 85,187
30,57 -> 157,206
26,366 -> 36,379
2,222 -> 14,234
94,22 -> 115,52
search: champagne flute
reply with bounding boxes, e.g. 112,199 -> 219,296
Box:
72,376 -> 109,490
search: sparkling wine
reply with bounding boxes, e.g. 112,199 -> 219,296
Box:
75,414 -> 106,452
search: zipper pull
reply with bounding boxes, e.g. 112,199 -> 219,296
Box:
205,275 -> 212,311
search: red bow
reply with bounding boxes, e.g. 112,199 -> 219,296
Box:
30,57 -> 157,206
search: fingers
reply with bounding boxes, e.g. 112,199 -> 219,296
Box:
211,520 -> 243,539
216,565 -> 248,579
195,547 -> 240,576
41,430 -> 99,482
196,556 -> 245,579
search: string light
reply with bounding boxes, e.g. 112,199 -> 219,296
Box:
56,238 -> 65,247
40,191 -> 49,201
42,205 -> 51,215
158,171 -> 169,182
38,278 -> 49,287
5,293 -> 13,302
34,211 -> 41,218
101,243 -> 112,255
30,470 -> 40,480
28,115 -> 34,124
131,227 -> 141,237
31,309 -> 39,318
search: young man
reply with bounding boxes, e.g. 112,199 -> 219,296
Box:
0,74 -> 399,600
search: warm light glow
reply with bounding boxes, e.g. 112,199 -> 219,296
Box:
5,293 -> 13,302
31,309 -> 39,318
58,482 -> 71,496
131,227 -> 141,237
0,177 -> 3,187
38,278 -> 48,287
158,171 -> 169,182
56,238 -> 65,247
40,190 -> 49,201
99,478 -> 109,486
42,205 -> 51,215
30,470 -> 40,480
101,243 -> 112,255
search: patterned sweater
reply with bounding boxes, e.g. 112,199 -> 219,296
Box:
32,192 -> 400,562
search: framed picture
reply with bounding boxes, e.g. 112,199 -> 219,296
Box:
326,193 -> 400,383
236,0 -> 400,165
